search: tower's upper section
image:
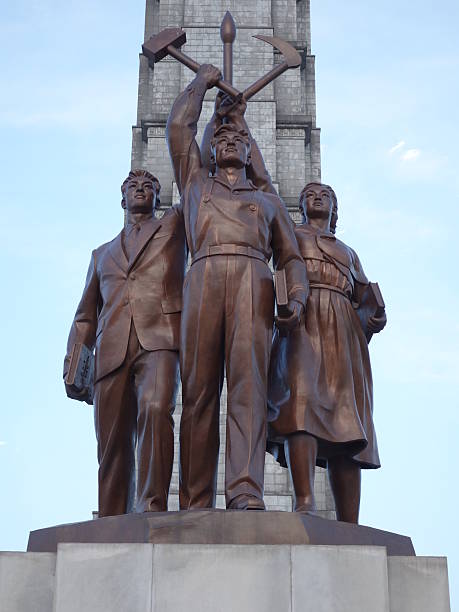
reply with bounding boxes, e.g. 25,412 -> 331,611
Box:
132,0 -> 320,210
144,0 -> 312,46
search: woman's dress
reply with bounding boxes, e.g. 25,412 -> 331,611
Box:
268,224 -> 380,469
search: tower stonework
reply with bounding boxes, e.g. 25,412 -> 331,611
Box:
132,0 -> 335,517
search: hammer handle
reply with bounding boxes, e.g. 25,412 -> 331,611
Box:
243,62 -> 288,101
223,43 -> 233,85
215,80 -> 241,100
167,45 -> 241,100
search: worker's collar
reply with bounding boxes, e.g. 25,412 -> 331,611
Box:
212,174 -> 257,193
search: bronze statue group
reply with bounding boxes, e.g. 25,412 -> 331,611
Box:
64,65 -> 386,524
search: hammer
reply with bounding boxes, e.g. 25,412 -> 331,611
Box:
142,28 -> 241,100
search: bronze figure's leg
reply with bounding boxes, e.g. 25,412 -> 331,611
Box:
179,259 -> 225,509
134,349 -> 179,512
93,363 -> 136,518
327,455 -> 361,523
224,258 -> 273,510
285,432 -> 318,512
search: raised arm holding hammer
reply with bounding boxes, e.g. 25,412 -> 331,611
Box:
166,64 -> 308,511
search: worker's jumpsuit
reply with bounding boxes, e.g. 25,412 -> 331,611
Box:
167,78 -> 308,508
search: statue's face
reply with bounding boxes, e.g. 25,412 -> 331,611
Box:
303,184 -> 333,223
213,131 -> 249,169
124,175 -> 156,213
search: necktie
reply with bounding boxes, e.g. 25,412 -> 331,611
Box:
124,223 -> 141,260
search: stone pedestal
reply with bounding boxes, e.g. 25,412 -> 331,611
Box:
0,513 -> 449,611
0,552 -> 55,612
388,556 -> 451,612
1,542 -> 450,612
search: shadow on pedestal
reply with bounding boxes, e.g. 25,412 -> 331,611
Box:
28,510 -> 415,556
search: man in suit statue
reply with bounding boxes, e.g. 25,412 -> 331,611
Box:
64,169 -> 187,517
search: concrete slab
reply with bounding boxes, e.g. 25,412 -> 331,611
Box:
152,544 -> 292,612
292,545 -> 390,612
54,543 -> 153,612
388,556 -> 450,612
0,552 -> 56,612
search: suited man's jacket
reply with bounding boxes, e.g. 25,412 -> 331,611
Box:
64,207 -> 187,383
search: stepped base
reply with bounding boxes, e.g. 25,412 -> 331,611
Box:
27,509 -> 415,556
1,544 -> 450,612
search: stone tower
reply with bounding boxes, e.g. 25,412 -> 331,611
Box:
131,0 -> 335,517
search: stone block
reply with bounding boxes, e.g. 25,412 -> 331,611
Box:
292,545 -> 390,612
272,0 -> 297,40
152,544 -> 291,612
0,552 -> 55,612
1,543 -> 451,612
388,556 -> 450,612
54,543 -> 153,612
183,1 -> 272,28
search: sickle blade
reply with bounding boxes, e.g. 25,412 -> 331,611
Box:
253,35 -> 301,68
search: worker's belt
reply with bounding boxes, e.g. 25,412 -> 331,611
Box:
191,244 -> 269,266
309,282 -> 349,299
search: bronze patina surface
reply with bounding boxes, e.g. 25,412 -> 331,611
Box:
28,510 -> 414,556
166,63 -> 307,511
64,170 -> 187,517
143,16 -> 301,102
268,183 -> 387,523
60,12 -> 390,533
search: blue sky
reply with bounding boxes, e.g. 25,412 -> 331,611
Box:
1,0 -> 458,608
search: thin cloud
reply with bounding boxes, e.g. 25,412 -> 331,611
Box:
389,141 -> 405,154
386,142 -> 444,181
402,148 -> 421,162
0,441 -> 7,447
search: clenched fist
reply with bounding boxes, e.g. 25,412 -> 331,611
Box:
215,92 -> 247,124
275,300 -> 304,331
367,312 -> 387,334
197,64 -> 222,89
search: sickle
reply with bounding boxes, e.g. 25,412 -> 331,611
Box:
242,35 -> 302,101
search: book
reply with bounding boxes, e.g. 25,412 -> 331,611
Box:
356,282 -> 386,343
65,343 -> 94,405
274,269 -> 290,318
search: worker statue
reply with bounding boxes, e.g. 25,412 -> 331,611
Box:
166,65 -> 308,510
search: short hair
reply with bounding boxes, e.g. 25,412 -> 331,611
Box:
211,123 -> 250,147
121,169 -> 161,208
298,182 -> 338,234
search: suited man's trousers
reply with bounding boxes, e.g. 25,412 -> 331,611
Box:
94,323 -> 179,517
179,255 -> 274,509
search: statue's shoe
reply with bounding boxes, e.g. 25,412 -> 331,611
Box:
294,507 -> 322,518
294,496 -> 317,514
227,494 -> 266,511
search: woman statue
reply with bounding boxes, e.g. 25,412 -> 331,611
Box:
268,182 -> 387,523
